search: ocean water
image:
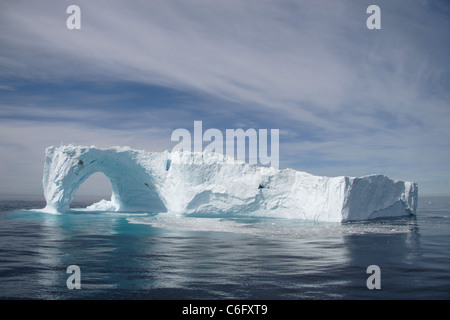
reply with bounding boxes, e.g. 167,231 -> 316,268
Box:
0,195 -> 449,300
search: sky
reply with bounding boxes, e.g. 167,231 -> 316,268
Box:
0,0 -> 450,196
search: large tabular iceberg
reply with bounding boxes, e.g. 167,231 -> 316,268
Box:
42,145 -> 418,222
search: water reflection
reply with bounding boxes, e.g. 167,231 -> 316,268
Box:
33,210 -> 124,298
12,208 -> 423,299
125,217 -> 350,299
130,215 -> 422,299
341,216 -> 420,299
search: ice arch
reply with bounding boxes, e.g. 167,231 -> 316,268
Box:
43,146 -> 167,213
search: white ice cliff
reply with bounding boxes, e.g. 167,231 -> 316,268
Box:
42,145 -> 418,222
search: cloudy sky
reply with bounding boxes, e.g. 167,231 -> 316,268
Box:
1,0 -> 449,196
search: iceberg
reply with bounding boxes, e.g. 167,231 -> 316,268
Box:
42,145 -> 418,222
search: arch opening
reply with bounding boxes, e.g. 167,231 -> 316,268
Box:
70,172 -> 113,209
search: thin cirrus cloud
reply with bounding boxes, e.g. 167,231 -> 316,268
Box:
0,0 -> 450,195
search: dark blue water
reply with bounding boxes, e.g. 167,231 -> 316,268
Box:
0,195 -> 449,300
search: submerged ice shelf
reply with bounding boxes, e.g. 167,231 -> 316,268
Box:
42,145 -> 418,222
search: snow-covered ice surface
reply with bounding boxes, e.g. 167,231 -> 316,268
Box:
42,145 -> 418,222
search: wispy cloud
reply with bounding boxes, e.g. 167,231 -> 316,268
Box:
1,0 -> 449,194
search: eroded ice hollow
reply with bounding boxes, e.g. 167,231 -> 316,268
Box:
42,145 -> 418,222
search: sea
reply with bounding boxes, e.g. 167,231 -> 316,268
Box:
0,194 -> 449,300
